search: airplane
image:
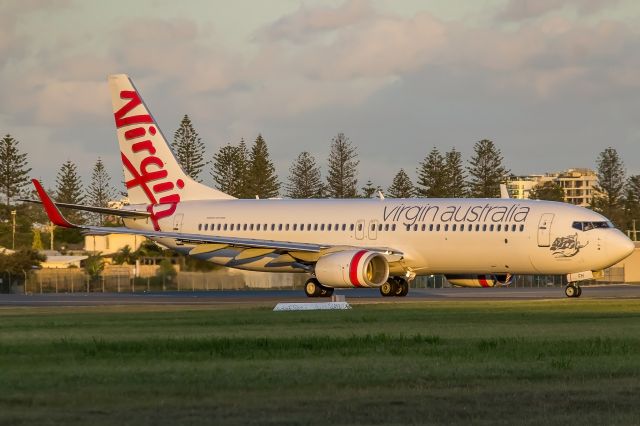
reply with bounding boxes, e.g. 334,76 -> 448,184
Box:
27,74 -> 635,299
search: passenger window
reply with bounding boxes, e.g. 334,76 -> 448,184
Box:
385,224 -> 389,231
358,223 -> 363,231
321,224 -> 325,231
242,224 -> 246,231
328,224 -> 332,231
452,224 -> 457,231
250,224 -> 254,231
378,224 -> 383,231
314,224 -> 318,231
224,224 -> 228,231
391,224 -> 396,231
436,224 -> 441,231
490,224 -> 494,232
519,224 -> 524,232
405,225 -> 410,231
256,224 -> 261,231
198,224 -> 202,231
421,224 -> 426,231
460,225 -> 464,232
467,224 -> 473,231
278,224 -> 283,231
429,224 -> 434,231
475,224 -> 480,231
286,224 -> 290,231
482,224 -> 487,231
335,224 -> 339,230
370,224 -> 375,231
293,224 -> 297,231
230,224 -> 235,231
413,224 -> 418,231
497,224 -> 501,231
271,224 -> 275,231
511,224 -> 516,232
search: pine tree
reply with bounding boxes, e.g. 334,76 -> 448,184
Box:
361,180 -> 382,198
246,134 -> 280,199
387,169 -> 414,198
444,148 -> 466,197
55,160 -> 85,223
592,147 -> 625,226
0,134 -> 31,206
623,175 -> 640,238
326,133 -> 359,198
467,139 -> 510,198
172,115 -> 207,181
529,181 -> 565,202
86,158 -> 115,225
416,147 -> 448,197
286,152 -> 323,198
212,144 -> 243,197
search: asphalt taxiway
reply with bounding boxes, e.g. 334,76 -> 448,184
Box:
0,285 -> 639,307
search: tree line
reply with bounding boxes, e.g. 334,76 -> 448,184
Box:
1,115 -> 640,245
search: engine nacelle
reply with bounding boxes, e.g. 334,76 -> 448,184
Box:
315,250 -> 389,288
446,274 -> 513,288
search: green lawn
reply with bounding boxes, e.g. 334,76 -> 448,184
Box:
0,300 -> 639,425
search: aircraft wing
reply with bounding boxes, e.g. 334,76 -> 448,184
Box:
31,179 -> 403,258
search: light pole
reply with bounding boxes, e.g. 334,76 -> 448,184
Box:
11,210 -> 16,250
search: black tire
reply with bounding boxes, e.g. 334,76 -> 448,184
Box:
576,286 -> 582,298
319,285 -> 334,297
394,279 -> 405,296
564,285 -> 576,298
305,278 -> 322,298
397,280 -> 409,297
380,279 -> 395,297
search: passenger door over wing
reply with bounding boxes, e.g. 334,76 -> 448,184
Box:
537,213 -> 554,247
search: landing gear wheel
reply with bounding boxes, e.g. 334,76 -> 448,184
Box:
576,286 -> 582,298
305,278 -> 322,298
564,284 -> 577,298
380,279 -> 395,297
396,279 -> 409,297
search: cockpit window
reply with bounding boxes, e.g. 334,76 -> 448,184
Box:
572,221 -> 613,231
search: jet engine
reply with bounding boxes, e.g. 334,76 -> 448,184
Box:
315,250 -> 389,288
445,274 -> 513,288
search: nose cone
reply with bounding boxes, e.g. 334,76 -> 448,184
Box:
609,231 -> 635,263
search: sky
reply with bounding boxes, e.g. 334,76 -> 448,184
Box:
1,0 -> 640,193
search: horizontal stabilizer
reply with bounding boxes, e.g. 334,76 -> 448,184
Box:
19,198 -> 150,219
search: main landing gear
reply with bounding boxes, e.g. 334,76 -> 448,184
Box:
380,277 -> 409,297
304,278 -> 334,298
564,283 -> 582,298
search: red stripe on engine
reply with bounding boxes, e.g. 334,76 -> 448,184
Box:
479,276 -> 490,287
349,250 -> 368,287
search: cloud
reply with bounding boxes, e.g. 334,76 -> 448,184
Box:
497,0 -> 621,22
260,0 -> 373,42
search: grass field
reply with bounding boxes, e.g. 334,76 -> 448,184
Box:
0,300 -> 639,425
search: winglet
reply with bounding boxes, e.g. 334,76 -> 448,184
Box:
31,179 -> 77,228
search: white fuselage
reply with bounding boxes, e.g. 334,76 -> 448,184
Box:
123,197 -> 634,277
